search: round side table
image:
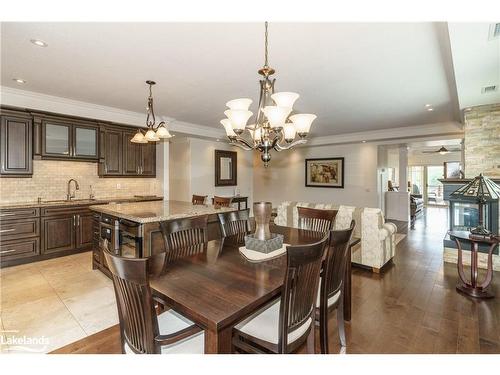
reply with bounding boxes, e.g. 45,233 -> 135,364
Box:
448,230 -> 499,299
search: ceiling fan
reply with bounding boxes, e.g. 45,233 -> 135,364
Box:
422,145 -> 461,155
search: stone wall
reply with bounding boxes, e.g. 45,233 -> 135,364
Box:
0,160 -> 163,203
463,103 -> 500,178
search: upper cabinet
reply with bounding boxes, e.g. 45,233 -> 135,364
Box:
34,114 -> 98,161
99,124 -> 156,178
0,109 -> 33,177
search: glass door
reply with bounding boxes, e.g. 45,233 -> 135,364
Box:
43,121 -> 71,157
409,166 -> 424,196
426,165 -> 446,205
73,125 -> 98,159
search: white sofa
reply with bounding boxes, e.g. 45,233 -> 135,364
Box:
274,201 -> 397,272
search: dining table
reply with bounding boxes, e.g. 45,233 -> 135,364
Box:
150,224 -> 359,354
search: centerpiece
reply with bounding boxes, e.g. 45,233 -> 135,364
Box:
244,202 -> 284,253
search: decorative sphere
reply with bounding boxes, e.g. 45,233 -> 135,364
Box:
261,152 -> 271,164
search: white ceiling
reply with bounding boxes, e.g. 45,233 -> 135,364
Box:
448,22 -> 500,109
0,22 -> 487,137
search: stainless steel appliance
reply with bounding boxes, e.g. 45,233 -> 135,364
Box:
99,214 -> 143,258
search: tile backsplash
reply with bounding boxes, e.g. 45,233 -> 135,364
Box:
0,160 -> 163,203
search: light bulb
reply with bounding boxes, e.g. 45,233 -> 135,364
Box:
226,98 -> 253,110
224,110 -> 253,134
144,129 -> 160,142
131,130 -> 147,143
289,114 -> 317,137
283,123 -> 297,143
220,119 -> 237,139
155,125 -> 173,139
261,106 -> 291,129
271,92 -> 300,109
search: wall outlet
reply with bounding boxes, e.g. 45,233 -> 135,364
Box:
116,183 -> 121,189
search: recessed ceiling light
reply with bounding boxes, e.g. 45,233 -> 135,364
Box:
216,139 -> 220,142
30,39 -> 48,47
427,107 -> 434,112
13,78 -> 26,84
362,140 -> 366,143
425,104 -> 432,108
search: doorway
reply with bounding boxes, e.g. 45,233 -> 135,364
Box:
408,165 -> 447,206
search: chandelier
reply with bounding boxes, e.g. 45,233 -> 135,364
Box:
131,80 -> 173,143
221,22 -> 316,167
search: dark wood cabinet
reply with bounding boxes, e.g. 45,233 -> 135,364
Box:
73,125 -> 98,159
123,131 -> 140,175
76,212 -> 94,249
0,112 -> 33,176
42,215 -> 75,254
100,128 -> 123,175
99,125 -> 156,177
140,142 -> 156,176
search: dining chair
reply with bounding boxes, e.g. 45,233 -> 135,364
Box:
192,194 -> 207,205
232,237 -> 328,354
297,206 -> 338,233
317,220 -> 355,353
103,249 -> 204,354
158,215 -> 208,265
213,196 -> 233,208
217,208 -> 252,245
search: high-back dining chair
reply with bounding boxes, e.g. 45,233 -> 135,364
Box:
192,195 -> 207,205
232,237 -> 328,354
213,196 -> 233,209
317,220 -> 355,353
217,208 -> 252,245
103,249 -> 204,354
297,206 -> 337,234
158,215 -> 208,265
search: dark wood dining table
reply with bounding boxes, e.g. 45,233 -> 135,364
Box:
150,224 -> 359,353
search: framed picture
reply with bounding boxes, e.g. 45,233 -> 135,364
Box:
305,157 -> 344,188
444,161 -> 462,179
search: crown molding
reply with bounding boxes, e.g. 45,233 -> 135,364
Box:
0,86 -> 224,138
303,121 -> 464,147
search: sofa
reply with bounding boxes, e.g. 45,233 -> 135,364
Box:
410,194 -> 424,222
274,201 -> 397,273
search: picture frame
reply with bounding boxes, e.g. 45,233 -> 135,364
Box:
443,161 -> 462,179
215,149 -> 237,186
305,157 -> 344,188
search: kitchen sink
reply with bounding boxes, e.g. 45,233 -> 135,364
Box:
42,199 -> 97,204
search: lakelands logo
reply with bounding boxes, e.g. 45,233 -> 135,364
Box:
1,330 -> 49,353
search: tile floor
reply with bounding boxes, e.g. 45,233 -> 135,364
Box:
0,252 -> 117,353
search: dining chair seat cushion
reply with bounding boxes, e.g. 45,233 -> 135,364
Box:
235,299 -> 312,345
124,309 -> 204,354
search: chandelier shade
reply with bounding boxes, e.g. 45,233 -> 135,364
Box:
271,92 -> 300,108
220,22 -> 316,166
130,81 -> 174,143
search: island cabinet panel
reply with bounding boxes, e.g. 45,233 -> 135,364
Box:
42,215 -> 76,254
0,113 -> 33,176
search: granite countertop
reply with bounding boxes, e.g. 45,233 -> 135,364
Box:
89,200 -> 236,223
0,196 -> 163,209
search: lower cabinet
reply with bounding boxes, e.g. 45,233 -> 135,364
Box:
0,237 -> 40,261
41,215 -> 75,254
76,212 -> 94,249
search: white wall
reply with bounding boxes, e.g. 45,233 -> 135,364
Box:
169,138 -> 191,201
169,137 -> 254,207
253,143 -> 379,209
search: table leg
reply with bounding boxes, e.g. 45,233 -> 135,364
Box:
204,326 -> 233,354
344,247 -> 352,321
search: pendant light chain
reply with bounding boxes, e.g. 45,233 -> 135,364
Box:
264,21 -> 269,68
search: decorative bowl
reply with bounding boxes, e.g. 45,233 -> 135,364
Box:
244,233 -> 284,254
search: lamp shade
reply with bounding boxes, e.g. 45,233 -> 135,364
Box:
155,125 -> 173,139
450,174 -> 500,202
220,119 -> 237,138
224,110 -> 253,133
271,92 -> 300,109
283,123 -> 297,142
289,114 -> 316,135
262,106 -> 291,128
131,130 -> 147,143
144,129 -> 160,142
226,98 -> 253,110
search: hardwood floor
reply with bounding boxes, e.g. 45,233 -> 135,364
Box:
52,207 -> 500,354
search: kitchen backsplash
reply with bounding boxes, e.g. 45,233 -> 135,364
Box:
0,160 -> 163,203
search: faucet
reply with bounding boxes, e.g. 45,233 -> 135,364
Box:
67,179 -> 80,201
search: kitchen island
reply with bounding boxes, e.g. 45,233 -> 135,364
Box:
89,200 -> 236,275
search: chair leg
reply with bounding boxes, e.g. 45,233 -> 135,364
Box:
306,328 -> 315,354
319,308 -> 329,354
337,299 -> 347,347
